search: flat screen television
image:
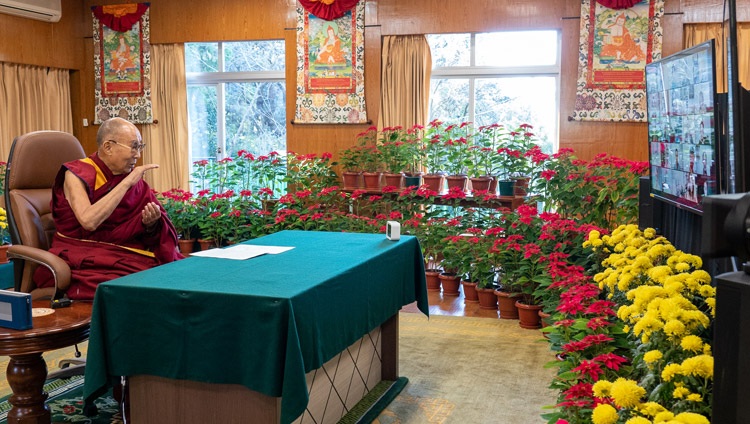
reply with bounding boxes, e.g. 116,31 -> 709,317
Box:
645,40 -> 720,214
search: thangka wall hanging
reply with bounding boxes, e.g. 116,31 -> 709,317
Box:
294,0 -> 368,124
92,3 -> 152,124
571,0 -> 664,122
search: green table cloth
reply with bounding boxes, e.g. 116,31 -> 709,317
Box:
83,230 -> 428,423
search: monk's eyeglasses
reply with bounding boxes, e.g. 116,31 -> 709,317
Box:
109,140 -> 146,153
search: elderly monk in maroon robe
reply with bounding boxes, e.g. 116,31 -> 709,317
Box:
34,117 -> 183,300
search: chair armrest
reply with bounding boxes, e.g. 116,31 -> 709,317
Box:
7,245 -> 71,292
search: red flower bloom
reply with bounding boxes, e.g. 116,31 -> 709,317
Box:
572,360 -> 603,380
563,382 -> 594,399
593,353 -> 628,371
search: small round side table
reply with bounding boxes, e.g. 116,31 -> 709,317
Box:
0,300 -> 91,424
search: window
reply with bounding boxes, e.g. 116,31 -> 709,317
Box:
185,41 -> 286,167
427,31 -> 560,152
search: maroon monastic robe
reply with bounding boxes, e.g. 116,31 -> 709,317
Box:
34,153 -> 183,300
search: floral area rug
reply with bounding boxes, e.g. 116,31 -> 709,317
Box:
0,375 -> 120,424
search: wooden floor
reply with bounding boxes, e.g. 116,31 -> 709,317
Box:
401,287 -> 501,318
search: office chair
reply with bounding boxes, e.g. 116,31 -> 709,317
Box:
4,130 -> 88,378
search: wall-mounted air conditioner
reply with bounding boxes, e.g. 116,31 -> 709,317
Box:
0,0 -> 61,23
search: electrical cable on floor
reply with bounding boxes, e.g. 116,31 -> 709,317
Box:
121,376 -> 128,424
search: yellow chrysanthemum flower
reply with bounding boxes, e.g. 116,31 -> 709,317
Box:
648,265 -> 672,283
698,284 -> 715,298
653,411 -> 675,422
592,403 -> 619,424
705,297 -> 716,316
672,387 -> 690,398
680,355 -> 713,378
686,393 -> 703,402
690,270 -> 711,284
661,364 -> 682,381
703,344 -> 712,355
673,412 -> 710,424
625,417 -> 651,424
618,272 -> 635,292
610,378 -> 645,408
592,380 -> 613,398
663,319 -> 686,337
643,350 -> 663,364
680,335 -> 703,353
644,227 -> 656,238
639,401 -> 667,417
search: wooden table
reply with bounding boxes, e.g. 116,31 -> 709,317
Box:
0,300 -> 92,424
83,231 -> 428,424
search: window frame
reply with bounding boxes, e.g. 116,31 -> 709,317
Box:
186,41 -> 286,160
428,31 -> 562,150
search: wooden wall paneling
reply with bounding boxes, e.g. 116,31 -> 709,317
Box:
377,0 -> 565,35
0,1 -> 84,69
82,0 -> 291,42
148,0 -> 288,43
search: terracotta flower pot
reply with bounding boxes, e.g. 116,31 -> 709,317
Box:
445,174 -> 468,192
0,244 -> 9,264
341,171 -> 362,189
495,290 -> 520,320
362,172 -> 382,190
425,269 -> 441,292
383,172 -> 404,188
178,238 -> 196,255
197,239 -> 216,251
515,301 -> 543,329
513,176 -> 530,196
469,176 -> 493,194
422,174 -> 444,193
476,287 -> 498,310
461,280 -> 479,303
439,273 -> 461,296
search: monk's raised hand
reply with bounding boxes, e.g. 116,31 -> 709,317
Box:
126,164 -> 159,187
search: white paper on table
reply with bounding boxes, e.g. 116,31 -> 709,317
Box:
189,244 -> 294,260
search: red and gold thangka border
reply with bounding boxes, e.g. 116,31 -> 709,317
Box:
571,0 -> 663,122
92,3 -> 152,124
298,0 -> 358,21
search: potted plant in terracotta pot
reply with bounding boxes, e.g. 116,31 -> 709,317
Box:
441,123 -> 473,192
511,242 -> 548,329
440,229 -> 490,298
422,119 -> 446,192
401,124 -> 426,188
469,124 -> 504,194
379,126 -> 408,188
159,188 -> 199,254
338,145 -> 365,189
285,152 -> 338,193
0,206 -> 10,264
418,217 -> 453,292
